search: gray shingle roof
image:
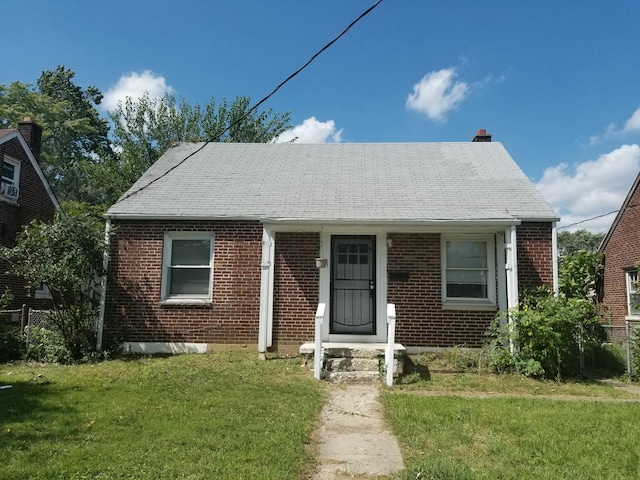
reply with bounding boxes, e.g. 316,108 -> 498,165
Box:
106,142 -> 558,223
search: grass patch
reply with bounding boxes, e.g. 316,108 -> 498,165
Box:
382,392 -> 640,479
0,352 -> 325,479
398,352 -> 637,398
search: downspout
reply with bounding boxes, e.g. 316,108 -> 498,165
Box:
96,216 -> 111,352
551,221 -> 559,295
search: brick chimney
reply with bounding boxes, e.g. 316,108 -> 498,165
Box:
17,117 -> 43,160
472,129 -> 492,142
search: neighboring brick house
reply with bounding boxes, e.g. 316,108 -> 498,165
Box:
101,131 -> 559,354
0,118 -> 61,310
600,171 -> 640,330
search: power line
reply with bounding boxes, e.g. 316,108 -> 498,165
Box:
557,210 -> 619,230
223,0 -> 384,141
117,0 -> 384,204
557,203 -> 640,230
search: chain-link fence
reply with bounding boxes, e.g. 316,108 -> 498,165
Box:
0,308 -> 22,326
25,308 -> 53,345
624,320 -> 640,379
581,323 -> 640,378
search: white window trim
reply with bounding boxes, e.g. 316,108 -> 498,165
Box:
1,155 -> 21,201
161,232 -> 214,305
625,270 -> 640,318
441,234 -> 497,309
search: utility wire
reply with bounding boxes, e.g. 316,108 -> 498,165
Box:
557,210 -> 619,230
117,0 -> 384,204
557,203 -> 640,230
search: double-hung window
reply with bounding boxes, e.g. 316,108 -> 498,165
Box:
625,270 -> 640,317
1,156 -> 20,200
442,235 -> 496,307
162,233 -> 214,302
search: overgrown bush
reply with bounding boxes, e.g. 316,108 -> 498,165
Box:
25,326 -> 72,364
0,325 -> 25,362
485,289 -> 606,380
0,211 -> 104,361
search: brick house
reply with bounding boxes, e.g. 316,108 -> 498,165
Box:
600,171 -> 640,330
101,131 -> 559,354
0,118 -> 60,310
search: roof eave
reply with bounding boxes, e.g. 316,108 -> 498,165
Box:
105,212 -> 532,227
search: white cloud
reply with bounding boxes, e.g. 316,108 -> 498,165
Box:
405,68 -> 469,122
588,106 -> 640,145
536,144 -> 640,232
624,106 -> 640,132
102,71 -> 173,112
588,124 -> 616,146
276,117 -> 343,143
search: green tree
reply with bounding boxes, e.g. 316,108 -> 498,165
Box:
557,230 -> 605,303
558,250 -> 604,302
0,211 -> 105,360
0,66 -> 114,204
557,229 -> 604,257
109,93 -> 292,195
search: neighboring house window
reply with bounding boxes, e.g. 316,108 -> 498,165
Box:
34,283 -> 52,300
626,270 -> 640,317
1,156 -> 20,200
442,235 -> 496,306
162,233 -> 214,302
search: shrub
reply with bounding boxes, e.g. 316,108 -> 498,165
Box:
0,325 -> 25,362
25,326 -> 73,364
485,290 -> 606,380
0,212 -> 104,361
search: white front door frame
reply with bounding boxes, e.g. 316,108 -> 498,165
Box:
319,228 -> 388,343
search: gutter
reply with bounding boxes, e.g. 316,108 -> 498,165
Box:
96,216 -> 111,352
103,213 -> 529,226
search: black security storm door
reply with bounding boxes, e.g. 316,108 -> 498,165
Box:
330,235 -> 376,335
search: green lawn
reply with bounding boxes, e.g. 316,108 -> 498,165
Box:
0,352 -> 325,480
3,352 -> 640,480
382,374 -> 640,480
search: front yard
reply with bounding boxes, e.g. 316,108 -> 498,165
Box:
0,353 -> 325,480
383,390 -> 640,479
2,352 -> 640,479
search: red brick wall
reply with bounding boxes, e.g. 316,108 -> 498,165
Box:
0,135 -> 57,310
516,222 -> 554,294
272,232 -> 319,345
106,221 -> 554,349
602,183 -> 640,326
387,233 -> 495,348
105,220 -> 262,344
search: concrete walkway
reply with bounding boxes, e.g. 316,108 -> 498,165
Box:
312,384 -> 404,479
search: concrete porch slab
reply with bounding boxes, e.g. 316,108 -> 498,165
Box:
299,342 -> 406,357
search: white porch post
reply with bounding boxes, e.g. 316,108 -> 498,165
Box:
552,221 -> 559,295
258,226 -> 275,358
505,225 -> 519,311
504,225 -> 519,353
496,231 -> 507,314
96,217 -> 111,352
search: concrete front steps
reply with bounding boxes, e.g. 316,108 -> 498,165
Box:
300,342 -> 406,383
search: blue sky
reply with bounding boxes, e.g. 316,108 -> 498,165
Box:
3,1 -> 640,232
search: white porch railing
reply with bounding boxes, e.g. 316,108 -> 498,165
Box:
385,303 -> 396,386
314,303 -> 326,380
